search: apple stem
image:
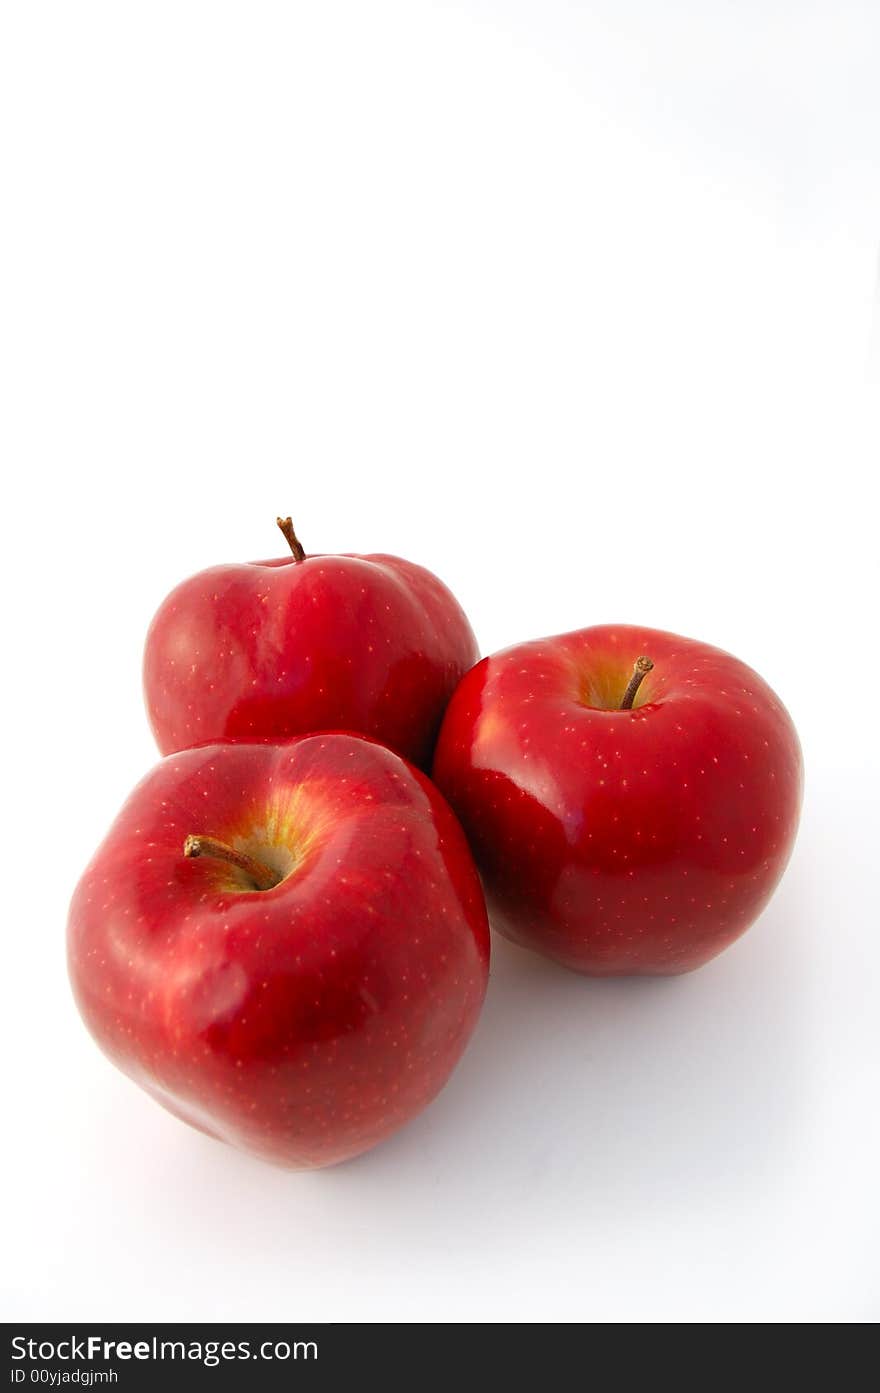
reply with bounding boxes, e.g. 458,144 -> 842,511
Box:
183,835 -> 281,891
620,656 -> 654,710
276,515 -> 306,563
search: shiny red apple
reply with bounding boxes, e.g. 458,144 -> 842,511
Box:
143,518 -> 479,769
433,624 -> 802,975
67,733 -> 490,1168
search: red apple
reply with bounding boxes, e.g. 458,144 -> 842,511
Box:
432,624 -> 802,975
67,734 -> 490,1168
143,518 -> 479,769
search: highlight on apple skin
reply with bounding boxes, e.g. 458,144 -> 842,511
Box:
432,624 -> 803,976
143,518 -> 479,772
67,733 -> 490,1169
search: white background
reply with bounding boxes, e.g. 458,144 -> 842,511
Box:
2,1 -> 878,1323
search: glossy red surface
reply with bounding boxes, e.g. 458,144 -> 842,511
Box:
144,550 -> 479,770
433,624 -> 803,975
68,734 -> 490,1168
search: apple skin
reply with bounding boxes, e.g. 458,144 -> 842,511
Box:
143,547 -> 479,770
67,734 -> 490,1169
432,624 -> 802,975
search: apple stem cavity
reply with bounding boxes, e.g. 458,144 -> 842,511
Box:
276,515 -> 306,563
183,835 -> 281,891
620,656 -> 654,710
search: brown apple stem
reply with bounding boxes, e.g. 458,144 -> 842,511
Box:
276,516 -> 306,563
620,656 -> 654,710
183,835 -> 281,891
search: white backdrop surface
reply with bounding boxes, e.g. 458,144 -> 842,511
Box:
1,1 -> 878,1322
